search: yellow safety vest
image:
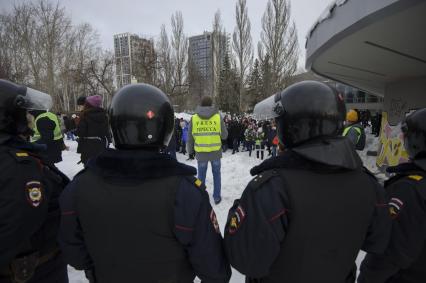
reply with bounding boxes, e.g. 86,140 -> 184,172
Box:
192,113 -> 222,153
343,125 -> 361,143
33,112 -> 63,141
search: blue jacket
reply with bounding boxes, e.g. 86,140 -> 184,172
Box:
182,123 -> 189,143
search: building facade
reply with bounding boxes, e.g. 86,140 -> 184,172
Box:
188,32 -> 228,100
114,33 -> 156,89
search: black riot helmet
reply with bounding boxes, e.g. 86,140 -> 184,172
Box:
109,83 -> 174,149
401,108 -> 426,159
0,79 -> 52,135
254,81 -> 346,148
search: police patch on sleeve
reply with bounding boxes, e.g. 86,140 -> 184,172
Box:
389,197 -> 404,219
26,181 -> 43,208
210,209 -> 220,233
228,205 -> 246,234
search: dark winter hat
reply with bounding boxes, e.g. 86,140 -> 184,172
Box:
77,96 -> 86,106
86,95 -> 102,108
201,95 -> 213,107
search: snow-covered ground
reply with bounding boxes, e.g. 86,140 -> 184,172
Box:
60,132 -> 381,282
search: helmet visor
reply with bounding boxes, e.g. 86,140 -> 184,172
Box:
253,93 -> 282,120
18,87 -> 53,110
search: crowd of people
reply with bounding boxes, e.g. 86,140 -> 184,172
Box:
0,79 -> 425,283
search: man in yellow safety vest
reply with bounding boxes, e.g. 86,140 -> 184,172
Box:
187,96 -> 228,204
31,110 -> 66,164
343,109 -> 366,151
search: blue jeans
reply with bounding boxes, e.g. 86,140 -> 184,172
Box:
197,159 -> 221,200
272,145 -> 277,157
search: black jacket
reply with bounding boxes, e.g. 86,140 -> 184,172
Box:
224,137 -> 391,283
76,107 -> 110,164
0,136 -> 69,283
358,158 -> 426,283
34,116 -> 64,164
59,149 -> 231,283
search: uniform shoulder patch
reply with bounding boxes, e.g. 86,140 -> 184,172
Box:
26,181 -> 44,208
249,169 -> 279,190
210,209 -> 220,233
408,175 -> 424,181
228,205 -> 246,234
389,197 -> 404,219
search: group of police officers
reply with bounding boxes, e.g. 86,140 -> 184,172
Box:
0,78 -> 425,283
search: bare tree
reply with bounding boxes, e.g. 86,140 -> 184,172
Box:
212,10 -> 224,99
132,38 -> 156,85
36,0 -> 72,110
88,50 -> 115,106
233,0 -> 253,112
171,11 -> 188,95
1,0 -> 112,112
156,24 -> 173,94
260,0 -> 299,93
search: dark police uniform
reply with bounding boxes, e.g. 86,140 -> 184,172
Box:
0,137 -> 69,283
59,149 -> 231,283
224,138 -> 391,283
358,158 -> 426,283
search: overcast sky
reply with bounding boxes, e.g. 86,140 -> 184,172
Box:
1,0 -> 332,68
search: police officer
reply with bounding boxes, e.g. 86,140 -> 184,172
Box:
0,79 -> 69,283
343,109 -> 366,150
59,84 -> 231,283
224,81 -> 391,283
358,108 -> 426,283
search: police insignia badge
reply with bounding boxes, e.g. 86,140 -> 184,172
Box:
389,197 -> 404,219
210,209 -> 220,233
228,205 -> 246,234
26,181 -> 43,207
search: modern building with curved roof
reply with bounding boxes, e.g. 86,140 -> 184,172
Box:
306,0 -> 426,168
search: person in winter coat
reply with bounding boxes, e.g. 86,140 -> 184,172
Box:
358,108 -> 426,283
224,81 -> 391,283
0,80 -> 69,283
244,125 -> 256,157
187,96 -> 228,205
31,110 -> 66,164
76,95 -> 110,165
180,120 -> 189,155
59,84 -> 231,283
63,115 -> 76,141
343,109 -> 366,151
255,126 -> 266,160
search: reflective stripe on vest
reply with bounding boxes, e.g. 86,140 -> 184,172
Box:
343,125 -> 361,143
192,113 -> 221,153
33,112 -> 63,141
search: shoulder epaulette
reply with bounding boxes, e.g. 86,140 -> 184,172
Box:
249,169 -> 279,190
7,149 -> 34,163
185,176 -> 206,191
408,175 -> 424,181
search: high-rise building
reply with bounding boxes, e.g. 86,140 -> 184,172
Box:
113,33 -> 155,89
188,32 -> 228,99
